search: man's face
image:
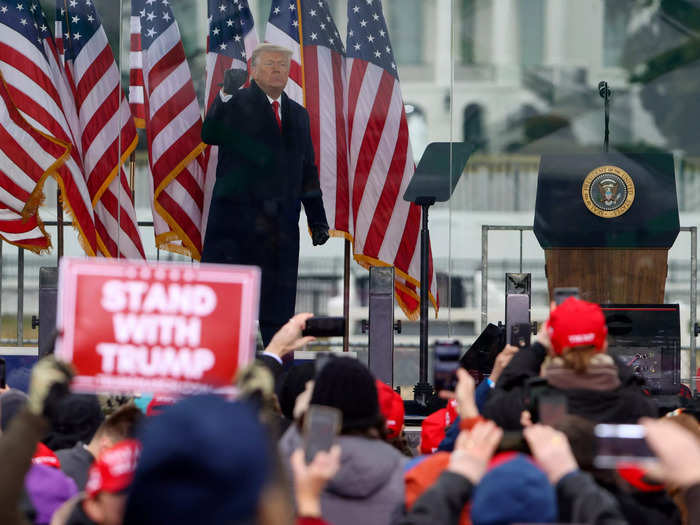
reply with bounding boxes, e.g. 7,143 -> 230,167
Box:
252,51 -> 290,94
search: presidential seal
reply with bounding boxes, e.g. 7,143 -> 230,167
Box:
582,165 -> 635,218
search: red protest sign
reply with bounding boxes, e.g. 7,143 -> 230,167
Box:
56,258 -> 260,396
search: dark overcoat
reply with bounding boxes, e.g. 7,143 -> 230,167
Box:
201,80 -> 328,327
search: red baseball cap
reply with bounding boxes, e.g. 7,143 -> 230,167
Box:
146,395 -> 176,417
446,399 -> 458,423
376,380 -> 405,439
85,439 -> 141,498
32,443 -> 60,469
547,297 -> 607,355
616,464 -> 665,492
420,407 -> 456,454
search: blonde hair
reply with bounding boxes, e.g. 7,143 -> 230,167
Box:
251,43 -> 293,66
559,345 -> 599,374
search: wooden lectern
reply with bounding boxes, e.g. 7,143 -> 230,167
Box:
534,153 -> 680,304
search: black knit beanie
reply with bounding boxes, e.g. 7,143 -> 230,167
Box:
310,357 -> 380,432
43,393 -> 104,450
0,389 -> 28,431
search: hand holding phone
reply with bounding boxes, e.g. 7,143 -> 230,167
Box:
433,340 -> 462,392
302,317 -> 345,338
594,424 -> 657,469
303,405 -> 342,463
523,425 -> 578,484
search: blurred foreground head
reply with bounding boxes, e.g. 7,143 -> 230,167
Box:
44,393 -> 104,450
471,452 -> 557,525
311,357 -> 383,435
123,395 -> 270,525
83,439 -> 141,525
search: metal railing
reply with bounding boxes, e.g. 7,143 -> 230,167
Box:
480,224 -> 698,392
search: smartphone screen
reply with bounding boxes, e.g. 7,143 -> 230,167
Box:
505,294 -> 530,344
510,322 -> 531,348
302,317 -> 345,338
538,394 -> 567,425
594,424 -> 657,468
0,358 -> 6,389
303,405 -> 342,463
554,287 -> 580,305
433,340 -> 461,392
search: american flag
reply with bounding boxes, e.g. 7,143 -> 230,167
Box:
346,0 -> 437,317
205,0 -> 257,112
0,0 -> 99,255
202,0 -> 257,238
0,69 -> 69,252
59,0 -> 145,259
130,0 -> 208,259
265,0 -> 350,239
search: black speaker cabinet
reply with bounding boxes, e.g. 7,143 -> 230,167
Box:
38,267 -> 58,357
600,304 -> 681,395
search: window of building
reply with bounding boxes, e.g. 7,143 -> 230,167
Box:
460,0 -> 476,65
603,0 -> 630,67
387,0 -> 424,65
518,0 -> 545,67
463,103 -> 487,151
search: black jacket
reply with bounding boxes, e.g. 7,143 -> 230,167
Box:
201,81 -> 328,325
688,483 -> 700,525
56,442 -> 94,490
482,343 -> 658,430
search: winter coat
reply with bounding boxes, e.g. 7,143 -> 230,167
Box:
55,443 -> 94,490
482,342 -> 657,430
687,483 -> 700,525
201,80 -> 328,328
279,425 -> 407,525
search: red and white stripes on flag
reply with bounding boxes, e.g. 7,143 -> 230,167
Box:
203,0 -> 258,238
264,1 -> 350,239
346,1 -> 438,317
0,71 -> 70,252
0,4 -> 99,256
305,45 -> 350,238
59,1 -> 145,259
130,1 -> 207,259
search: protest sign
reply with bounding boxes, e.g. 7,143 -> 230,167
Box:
56,257 -> 260,395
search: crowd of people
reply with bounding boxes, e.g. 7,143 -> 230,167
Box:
1,297 -> 700,525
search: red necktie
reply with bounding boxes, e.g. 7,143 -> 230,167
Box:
271,100 -> 282,131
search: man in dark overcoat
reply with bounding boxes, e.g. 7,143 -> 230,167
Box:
201,43 -> 329,346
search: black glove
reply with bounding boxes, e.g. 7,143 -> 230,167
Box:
311,225 -> 330,246
222,68 -> 248,95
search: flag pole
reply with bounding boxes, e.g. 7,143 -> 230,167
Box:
129,152 -> 136,204
57,190 -> 63,260
295,0 -> 306,107
343,239 -> 350,352
57,0 -> 67,262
